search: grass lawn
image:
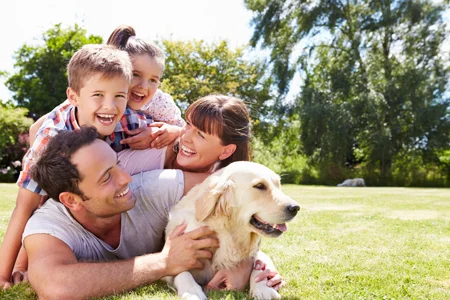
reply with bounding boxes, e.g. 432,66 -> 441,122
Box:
1,183 -> 449,299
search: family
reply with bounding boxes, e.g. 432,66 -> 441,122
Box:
0,25 -> 284,299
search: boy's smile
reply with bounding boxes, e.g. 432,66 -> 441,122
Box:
68,73 -> 129,137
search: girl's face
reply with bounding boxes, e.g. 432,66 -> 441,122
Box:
128,55 -> 162,111
176,120 -> 235,173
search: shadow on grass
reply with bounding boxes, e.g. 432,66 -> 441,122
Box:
1,280 -> 252,300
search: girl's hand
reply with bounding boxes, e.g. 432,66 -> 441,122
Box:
148,122 -> 182,149
120,127 -> 157,150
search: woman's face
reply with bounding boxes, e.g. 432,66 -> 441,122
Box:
127,54 -> 162,111
176,120 -> 234,173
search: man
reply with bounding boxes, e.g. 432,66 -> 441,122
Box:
23,126 -> 218,299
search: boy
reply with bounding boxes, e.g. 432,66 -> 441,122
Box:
0,44 -> 151,289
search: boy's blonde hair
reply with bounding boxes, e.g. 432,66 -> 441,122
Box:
67,44 -> 133,94
107,25 -> 165,72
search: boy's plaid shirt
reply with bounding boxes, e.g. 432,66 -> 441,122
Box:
17,101 -> 153,195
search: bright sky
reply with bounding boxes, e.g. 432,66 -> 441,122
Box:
0,0 -> 254,102
1,1 -> 448,103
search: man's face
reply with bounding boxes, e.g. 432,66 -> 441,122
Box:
70,139 -> 136,218
68,73 -> 129,137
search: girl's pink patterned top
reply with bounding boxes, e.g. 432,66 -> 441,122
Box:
139,89 -> 186,127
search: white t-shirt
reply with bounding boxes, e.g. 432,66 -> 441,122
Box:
23,169 -> 184,261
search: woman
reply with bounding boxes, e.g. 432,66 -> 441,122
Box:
117,94 -> 284,292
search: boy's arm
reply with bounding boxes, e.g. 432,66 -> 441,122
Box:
0,189 -> 42,289
25,224 -> 219,299
29,113 -> 49,145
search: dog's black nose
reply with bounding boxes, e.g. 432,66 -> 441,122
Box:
286,205 -> 300,216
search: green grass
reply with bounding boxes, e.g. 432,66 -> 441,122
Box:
1,183 -> 450,299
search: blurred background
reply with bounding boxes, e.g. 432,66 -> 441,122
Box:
0,0 -> 449,187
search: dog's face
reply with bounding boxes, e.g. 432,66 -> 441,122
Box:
195,161 -> 300,238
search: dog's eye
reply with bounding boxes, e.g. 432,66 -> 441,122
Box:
253,183 -> 266,190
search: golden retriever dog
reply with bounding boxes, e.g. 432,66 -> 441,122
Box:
164,161 -> 300,300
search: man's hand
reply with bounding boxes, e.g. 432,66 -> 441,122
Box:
0,275 -> 11,290
148,122 -> 183,149
206,257 -> 253,291
1,270 -> 41,290
162,223 -> 219,276
253,259 -> 286,291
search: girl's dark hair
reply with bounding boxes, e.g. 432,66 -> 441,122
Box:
107,25 -> 165,71
185,95 -> 251,170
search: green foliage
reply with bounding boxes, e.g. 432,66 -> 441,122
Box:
0,104 -> 31,151
252,118 -> 310,184
3,24 -> 102,117
158,39 -> 275,122
0,104 -> 33,182
246,0 -> 450,186
389,150 -> 448,187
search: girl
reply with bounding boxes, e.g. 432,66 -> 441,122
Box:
107,25 -> 185,150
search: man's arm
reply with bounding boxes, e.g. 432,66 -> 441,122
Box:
25,223 -> 219,300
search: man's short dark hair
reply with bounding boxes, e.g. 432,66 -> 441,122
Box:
31,126 -> 100,202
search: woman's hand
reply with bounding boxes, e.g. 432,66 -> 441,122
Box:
253,259 -> 286,291
206,257 -> 253,291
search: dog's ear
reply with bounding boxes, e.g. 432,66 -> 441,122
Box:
195,176 -> 235,222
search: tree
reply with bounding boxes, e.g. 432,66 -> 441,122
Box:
4,24 -> 102,118
245,0 -> 450,185
158,39 -> 275,124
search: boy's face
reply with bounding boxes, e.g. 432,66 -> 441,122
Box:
128,54 -> 162,111
67,73 -> 129,137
